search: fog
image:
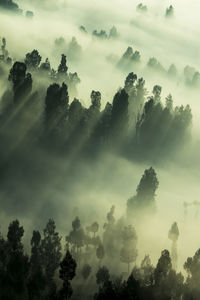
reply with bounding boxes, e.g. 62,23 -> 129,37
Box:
1,0 -> 200,293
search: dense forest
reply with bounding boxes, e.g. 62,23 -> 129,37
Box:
1,0 -> 200,299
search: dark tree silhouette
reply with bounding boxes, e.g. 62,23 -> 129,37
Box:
25,50 -> 42,70
127,167 -> 159,217
81,264 -> 92,280
41,219 -> 62,296
58,250 -> 77,300
96,243 -> 105,265
110,88 -> 129,144
96,266 -> 110,285
168,222 -> 179,269
28,230 -> 46,300
44,82 -> 69,136
9,61 -> 32,104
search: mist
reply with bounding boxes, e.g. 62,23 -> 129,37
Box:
1,0 -> 200,299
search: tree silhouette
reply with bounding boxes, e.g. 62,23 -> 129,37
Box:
168,222 -> 179,269
120,225 -> 138,273
127,167 -> 159,217
41,219 -> 62,296
58,250 -> 77,300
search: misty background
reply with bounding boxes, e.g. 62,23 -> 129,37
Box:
0,0 -> 200,276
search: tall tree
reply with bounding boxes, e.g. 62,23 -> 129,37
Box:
168,222 -> 179,270
41,219 -> 62,296
120,225 -> 138,273
127,167 -> 159,217
58,250 -> 77,300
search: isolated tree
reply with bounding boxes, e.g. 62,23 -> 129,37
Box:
58,250 -> 77,300
58,54 -> 68,79
152,85 -> 162,102
127,167 -> 159,216
168,222 -> 179,269
81,264 -> 92,280
25,49 -> 42,70
96,243 -> 105,265
109,26 -> 119,39
90,222 -> 99,237
165,5 -> 174,18
120,225 -> 138,273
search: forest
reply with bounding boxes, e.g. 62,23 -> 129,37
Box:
0,0 -> 200,299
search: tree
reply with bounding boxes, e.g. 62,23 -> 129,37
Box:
41,219 -> 62,285
110,88 -> 129,144
28,230 -> 46,300
58,250 -> 77,300
96,266 -> 110,285
98,102 -> 112,146
165,5 -> 174,18
154,249 -> 172,286
9,61 -> 32,104
137,3 -> 147,13
184,249 -> 200,292
152,85 -> 162,102
90,222 -> 99,237
109,26 -> 119,39
44,82 -> 69,136
155,250 -> 184,300
168,222 -> 179,269
132,255 -> 154,287
120,225 -> 138,273
58,54 -> 68,79
81,264 -> 92,280
168,64 -> 177,78
127,167 -> 159,216
40,58 -> 51,73
25,49 -> 42,70
96,243 -> 105,265
7,219 -> 24,251
165,94 -> 173,112
66,217 -> 85,263
3,220 -> 29,300
124,72 -> 137,94
67,72 -> 80,98
118,47 -> 141,70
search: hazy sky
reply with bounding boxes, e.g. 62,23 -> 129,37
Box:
1,0 -> 200,271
